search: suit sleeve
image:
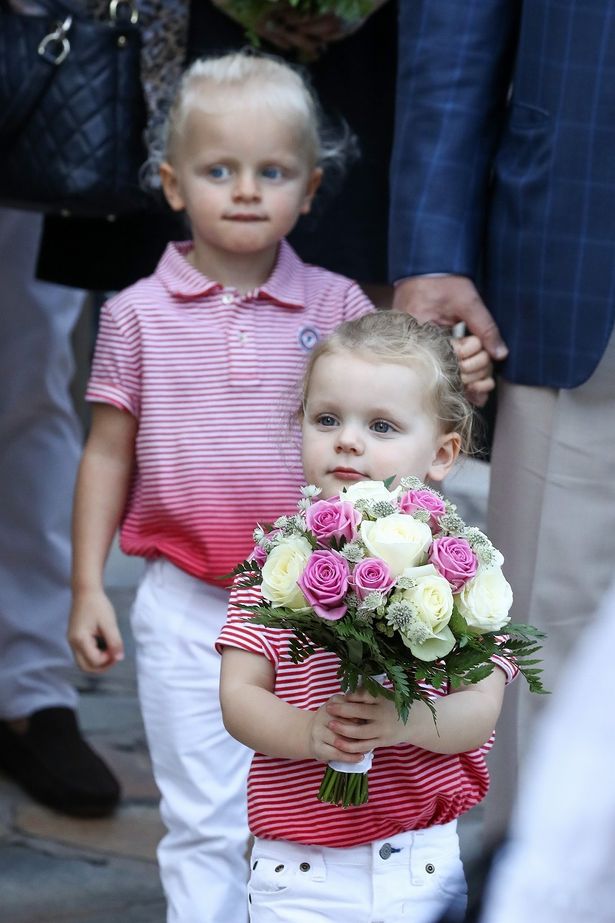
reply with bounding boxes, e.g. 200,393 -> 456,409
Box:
389,0 -> 522,282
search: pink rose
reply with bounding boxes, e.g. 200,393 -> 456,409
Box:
351,557 -> 395,601
399,489 -> 447,529
305,499 -> 362,544
249,545 -> 268,567
297,550 -> 349,621
429,536 -> 478,593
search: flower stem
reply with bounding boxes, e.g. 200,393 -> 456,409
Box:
318,767 -> 369,807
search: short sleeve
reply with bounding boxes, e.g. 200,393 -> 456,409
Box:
215,580 -> 281,667
86,301 -> 142,416
343,281 -> 376,321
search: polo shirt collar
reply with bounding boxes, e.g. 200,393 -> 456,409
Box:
156,239 -> 306,308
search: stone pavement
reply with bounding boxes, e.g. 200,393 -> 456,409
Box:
0,460 -> 489,923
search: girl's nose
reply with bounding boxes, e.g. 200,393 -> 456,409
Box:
335,424 -> 364,455
233,171 -> 260,201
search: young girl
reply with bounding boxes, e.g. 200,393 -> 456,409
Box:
217,311 -> 516,923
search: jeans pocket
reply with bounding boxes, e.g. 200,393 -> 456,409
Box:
249,856 -> 295,896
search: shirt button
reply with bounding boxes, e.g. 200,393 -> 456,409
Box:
221,293 -> 233,304
378,843 -> 392,860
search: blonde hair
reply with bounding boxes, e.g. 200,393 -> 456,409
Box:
301,312 -> 478,454
163,52 -> 347,170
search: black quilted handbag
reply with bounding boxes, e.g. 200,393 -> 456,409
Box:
0,0 -> 149,217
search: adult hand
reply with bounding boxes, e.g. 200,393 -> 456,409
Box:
453,334 -> 495,407
393,275 -> 508,362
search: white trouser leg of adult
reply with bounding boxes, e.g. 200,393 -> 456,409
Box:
0,207 -> 85,720
131,559 -> 252,923
484,331 -> 615,840
248,822 -> 466,923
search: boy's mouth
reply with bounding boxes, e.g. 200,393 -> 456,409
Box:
224,214 -> 267,222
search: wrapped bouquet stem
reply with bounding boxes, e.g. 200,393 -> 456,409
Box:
318,668 -> 386,807
232,478 -> 546,809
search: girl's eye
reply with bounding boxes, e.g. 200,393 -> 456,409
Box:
261,165 -> 284,180
316,414 -> 338,427
208,164 -> 231,180
372,420 -> 395,434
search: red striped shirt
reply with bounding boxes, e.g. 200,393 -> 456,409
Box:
217,582 -> 518,847
86,240 -> 374,583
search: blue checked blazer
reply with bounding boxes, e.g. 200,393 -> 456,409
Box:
389,0 -> 615,388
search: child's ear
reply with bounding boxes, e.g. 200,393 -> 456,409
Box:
160,162 -> 185,212
300,167 -> 323,215
426,432 -> 462,483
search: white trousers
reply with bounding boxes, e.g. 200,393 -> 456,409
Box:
0,208 -> 85,719
484,329 -> 615,839
131,559 -> 252,923
248,822 -> 466,923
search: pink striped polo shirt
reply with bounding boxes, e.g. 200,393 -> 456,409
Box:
86,240 -> 374,583
217,582 -> 518,847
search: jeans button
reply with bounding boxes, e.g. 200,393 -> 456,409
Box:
379,842 -> 392,860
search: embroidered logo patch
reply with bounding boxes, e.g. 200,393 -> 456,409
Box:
298,326 -> 320,352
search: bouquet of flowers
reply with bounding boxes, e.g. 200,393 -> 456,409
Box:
231,478 -> 545,807
211,0 -> 379,45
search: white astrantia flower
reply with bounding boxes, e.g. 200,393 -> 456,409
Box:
300,484 -> 322,498
411,508 -> 431,524
370,500 -> 399,518
339,541 -> 366,563
359,590 -> 386,611
438,511 -> 466,536
274,515 -> 289,529
253,525 -> 266,544
463,527 -> 503,569
399,475 -> 425,491
297,497 -> 311,512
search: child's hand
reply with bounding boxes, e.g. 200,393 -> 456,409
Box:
68,589 -> 124,673
453,334 -> 495,407
308,696 -> 369,764
324,689 -> 409,752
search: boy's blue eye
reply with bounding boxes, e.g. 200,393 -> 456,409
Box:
317,414 -> 337,427
372,420 -> 394,434
261,165 -> 284,180
208,165 -> 231,179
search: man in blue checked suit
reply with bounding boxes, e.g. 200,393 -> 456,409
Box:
390,0 -> 615,837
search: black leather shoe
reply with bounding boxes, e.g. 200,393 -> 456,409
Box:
0,707 -> 121,817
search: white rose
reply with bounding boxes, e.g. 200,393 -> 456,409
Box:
398,566 -> 456,660
260,536 -> 311,610
360,513 -> 431,576
341,479 -> 401,504
455,567 -> 513,633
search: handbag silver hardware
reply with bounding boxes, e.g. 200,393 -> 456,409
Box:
109,0 -> 138,25
37,15 -> 72,66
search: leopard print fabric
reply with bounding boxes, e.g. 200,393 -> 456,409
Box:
88,0 -> 189,189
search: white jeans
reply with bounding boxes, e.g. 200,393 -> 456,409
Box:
248,822 -> 466,923
131,559 -> 252,923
